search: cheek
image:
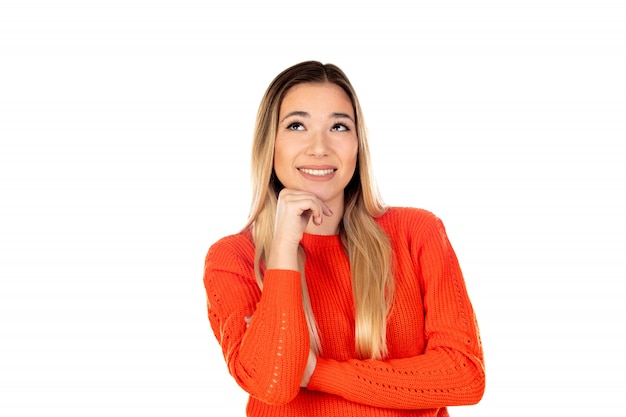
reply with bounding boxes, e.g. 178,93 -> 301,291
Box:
346,142 -> 359,169
273,140 -> 286,168
272,141 -> 294,179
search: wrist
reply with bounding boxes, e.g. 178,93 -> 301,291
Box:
266,241 -> 300,270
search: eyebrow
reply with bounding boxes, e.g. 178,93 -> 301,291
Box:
331,112 -> 355,122
280,111 -> 309,123
280,111 -> 355,124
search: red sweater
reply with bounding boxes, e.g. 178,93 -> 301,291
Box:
204,207 -> 485,416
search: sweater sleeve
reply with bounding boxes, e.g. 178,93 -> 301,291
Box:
306,215 -> 485,409
203,235 -> 310,405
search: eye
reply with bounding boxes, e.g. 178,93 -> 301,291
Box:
287,122 -> 305,131
331,123 -> 350,132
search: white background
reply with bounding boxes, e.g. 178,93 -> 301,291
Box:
1,1 -> 625,416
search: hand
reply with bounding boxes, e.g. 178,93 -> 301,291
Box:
267,189 -> 332,270
274,188 -> 333,245
300,349 -> 317,388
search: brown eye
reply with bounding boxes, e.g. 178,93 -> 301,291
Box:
331,123 -> 349,132
287,122 -> 305,131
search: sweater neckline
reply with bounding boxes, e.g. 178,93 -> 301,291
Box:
301,233 -> 342,248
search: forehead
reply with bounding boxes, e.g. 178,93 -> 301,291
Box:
279,82 -> 354,116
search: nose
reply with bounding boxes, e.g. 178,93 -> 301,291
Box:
306,130 -> 329,157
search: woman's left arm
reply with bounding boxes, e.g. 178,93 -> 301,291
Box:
307,345 -> 484,409
306,216 -> 485,409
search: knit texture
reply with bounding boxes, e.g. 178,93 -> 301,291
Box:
204,207 -> 485,416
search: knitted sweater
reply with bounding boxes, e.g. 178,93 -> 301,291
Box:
204,207 -> 485,416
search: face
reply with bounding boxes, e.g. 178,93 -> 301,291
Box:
274,82 -> 358,208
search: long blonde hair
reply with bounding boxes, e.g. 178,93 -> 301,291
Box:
243,61 -> 395,360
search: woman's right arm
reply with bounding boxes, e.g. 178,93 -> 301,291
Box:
204,189 -> 331,403
204,237 -> 310,405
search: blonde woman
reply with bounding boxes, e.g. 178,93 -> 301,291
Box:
203,61 -> 485,416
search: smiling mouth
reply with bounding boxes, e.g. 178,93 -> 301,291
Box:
298,168 -> 336,176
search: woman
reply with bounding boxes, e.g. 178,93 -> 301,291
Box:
203,61 -> 485,416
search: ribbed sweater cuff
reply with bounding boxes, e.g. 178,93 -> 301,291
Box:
261,269 -> 302,304
307,357 -> 338,393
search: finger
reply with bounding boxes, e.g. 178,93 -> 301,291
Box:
280,193 -> 325,221
303,205 -> 324,226
276,189 -> 332,228
308,203 -> 333,225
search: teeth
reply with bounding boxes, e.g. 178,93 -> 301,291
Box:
299,168 -> 335,176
